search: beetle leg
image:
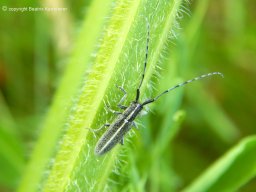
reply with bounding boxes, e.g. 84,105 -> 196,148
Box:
85,123 -> 110,138
119,138 -> 124,145
115,84 -> 128,109
104,100 -> 122,114
105,104 -> 122,115
85,123 -> 110,132
132,121 -> 139,129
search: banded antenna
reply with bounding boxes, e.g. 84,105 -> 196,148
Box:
142,72 -> 224,105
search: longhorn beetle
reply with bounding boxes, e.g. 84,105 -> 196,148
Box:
91,20 -> 223,156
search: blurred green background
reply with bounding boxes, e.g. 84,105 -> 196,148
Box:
0,0 -> 256,191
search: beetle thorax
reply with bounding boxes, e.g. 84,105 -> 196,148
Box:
123,102 -> 143,122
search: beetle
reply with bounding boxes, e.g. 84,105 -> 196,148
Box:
91,20 -> 223,156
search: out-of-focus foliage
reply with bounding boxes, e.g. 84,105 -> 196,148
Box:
0,0 -> 255,191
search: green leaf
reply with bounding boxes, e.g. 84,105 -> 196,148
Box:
183,136 -> 256,192
187,87 -> 239,143
17,0 -> 114,191
16,0 -> 184,191
44,0 -> 183,191
0,92 -> 24,187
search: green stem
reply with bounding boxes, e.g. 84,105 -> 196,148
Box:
17,0 -> 113,191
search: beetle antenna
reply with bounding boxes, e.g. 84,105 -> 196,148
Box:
136,18 -> 150,102
142,72 -> 224,105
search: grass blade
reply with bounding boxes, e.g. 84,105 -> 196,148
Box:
183,136 -> 256,192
